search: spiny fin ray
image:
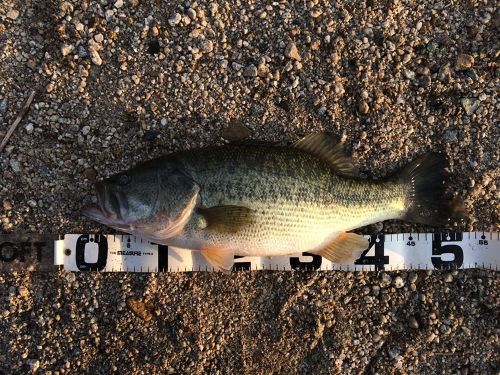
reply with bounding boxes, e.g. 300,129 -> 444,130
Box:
293,133 -> 358,177
201,247 -> 234,273
316,232 -> 369,263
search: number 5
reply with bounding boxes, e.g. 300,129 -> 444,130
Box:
431,233 -> 464,270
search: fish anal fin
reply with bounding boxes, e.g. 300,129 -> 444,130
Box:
293,133 -> 358,177
201,247 -> 234,274
199,205 -> 255,233
316,232 -> 369,263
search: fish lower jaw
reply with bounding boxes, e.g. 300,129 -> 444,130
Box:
82,204 -> 133,229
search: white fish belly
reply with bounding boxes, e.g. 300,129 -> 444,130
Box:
172,192 -> 405,257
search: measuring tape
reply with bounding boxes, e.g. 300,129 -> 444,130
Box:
0,232 -> 498,272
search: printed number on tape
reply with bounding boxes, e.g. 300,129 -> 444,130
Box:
51,232 -> 499,272
0,232 -> 498,272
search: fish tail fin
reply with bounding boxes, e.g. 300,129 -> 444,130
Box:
393,152 -> 466,226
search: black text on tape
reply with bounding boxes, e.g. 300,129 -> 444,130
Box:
0,232 -> 498,273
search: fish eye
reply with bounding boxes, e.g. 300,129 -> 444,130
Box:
118,174 -> 130,186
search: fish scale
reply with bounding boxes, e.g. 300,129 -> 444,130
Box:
168,145 -> 407,256
83,134 -> 464,271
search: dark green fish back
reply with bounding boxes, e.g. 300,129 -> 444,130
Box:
178,145 -> 342,205
153,145 -> 407,256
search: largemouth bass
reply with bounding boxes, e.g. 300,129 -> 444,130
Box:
82,133 -> 464,272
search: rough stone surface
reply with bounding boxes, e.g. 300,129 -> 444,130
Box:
285,42 -> 302,61
455,54 -> 475,71
6,9 -> 19,20
0,0 -> 498,374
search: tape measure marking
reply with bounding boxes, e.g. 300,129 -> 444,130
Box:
0,234 -> 57,272
0,232 -> 498,272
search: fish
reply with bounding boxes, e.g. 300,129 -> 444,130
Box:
82,133 -> 465,272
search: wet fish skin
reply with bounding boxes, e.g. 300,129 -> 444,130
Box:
170,145 -> 407,256
82,134 -> 463,271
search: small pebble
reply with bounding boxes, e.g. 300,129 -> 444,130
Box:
143,129 -> 160,141
334,82 -> 345,96
243,64 -> 258,78
78,46 -> 88,58
358,101 -> 369,114
310,9 -> 323,18
427,332 -> 436,343
94,34 -> 104,43
380,273 -> 392,287
440,324 -> 452,335
443,129 -> 458,143
388,348 -> 399,359
455,54 -> 474,71
27,359 -> 40,372
169,13 -> 182,26
25,123 -> 34,134
91,50 -> 103,66
127,297 -> 153,321
7,9 -> 20,20
409,317 -> 419,329
222,120 -> 251,141
81,125 -> 91,135
201,40 -> 213,53
65,273 -> 76,283
186,8 -> 197,20
18,286 -> 29,298
9,159 -> 21,173
462,98 -> 480,115
393,276 -> 405,289
3,199 -> 13,211
83,168 -> 97,182
61,44 -> 74,57
285,42 -> 301,61
408,272 -> 418,284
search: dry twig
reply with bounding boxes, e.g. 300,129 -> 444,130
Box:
0,90 -> 36,152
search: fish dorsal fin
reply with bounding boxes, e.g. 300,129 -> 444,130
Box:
293,133 -> 358,177
201,247 -> 234,274
315,232 -> 369,263
198,205 -> 255,233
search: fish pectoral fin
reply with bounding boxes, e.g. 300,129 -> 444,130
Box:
316,232 -> 369,263
198,205 -> 255,233
293,133 -> 358,177
201,247 -> 234,274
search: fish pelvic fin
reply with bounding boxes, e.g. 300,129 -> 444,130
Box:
293,132 -> 358,177
201,247 -> 234,274
198,205 -> 255,233
315,232 -> 369,263
392,152 -> 466,226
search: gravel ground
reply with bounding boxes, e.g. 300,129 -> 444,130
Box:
0,0 -> 499,374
